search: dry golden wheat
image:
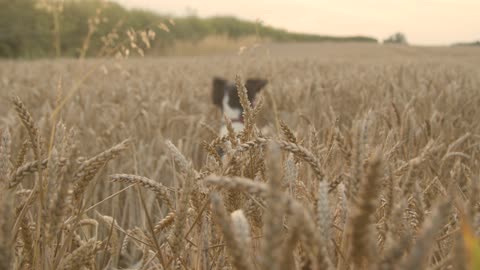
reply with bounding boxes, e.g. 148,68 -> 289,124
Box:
1,43 -> 480,269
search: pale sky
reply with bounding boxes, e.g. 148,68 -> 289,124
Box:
113,0 -> 480,45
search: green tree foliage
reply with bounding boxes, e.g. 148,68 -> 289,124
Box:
0,0 -> 378,58
0,0 -> 51,57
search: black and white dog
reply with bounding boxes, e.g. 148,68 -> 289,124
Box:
212,77 -> 268,136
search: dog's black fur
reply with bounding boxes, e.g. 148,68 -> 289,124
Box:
212,77 -> 268,112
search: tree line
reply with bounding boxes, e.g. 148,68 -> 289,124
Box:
0,0 -> 379,58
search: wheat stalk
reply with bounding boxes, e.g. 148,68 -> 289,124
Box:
72,139 -> 130,203
110,174 -> 173,208
0,129 -> 11,186
57,239 -> 102,270
211,192 -> 254,270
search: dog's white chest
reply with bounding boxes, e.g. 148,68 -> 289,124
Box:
219,92 -> 244,136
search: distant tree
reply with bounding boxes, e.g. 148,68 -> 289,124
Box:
383,32 -> 408,45
453,40 -> 480,47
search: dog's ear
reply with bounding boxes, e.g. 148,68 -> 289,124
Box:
245,78 -> 268,101
212,77 -> 226,108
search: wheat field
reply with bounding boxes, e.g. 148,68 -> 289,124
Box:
1,43 -> 480,269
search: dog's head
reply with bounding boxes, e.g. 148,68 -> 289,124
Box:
212,77 -> 268,121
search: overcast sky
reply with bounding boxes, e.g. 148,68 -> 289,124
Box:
113,0 -> 479,45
